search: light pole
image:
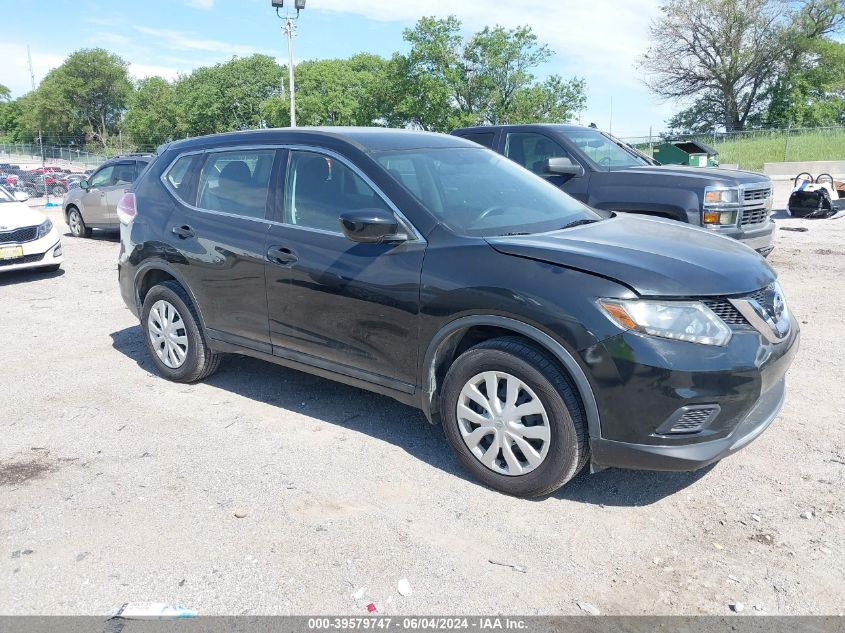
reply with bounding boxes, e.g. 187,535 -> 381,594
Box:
272,0 -> 306,128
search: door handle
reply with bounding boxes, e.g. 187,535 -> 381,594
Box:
267,245 -> 297,266
171,225 -> 195,239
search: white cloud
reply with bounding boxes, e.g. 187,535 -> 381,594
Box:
129,63 -> 182,82
134,26 -> 257,57
0,43 -> 65,98
187,0 -> 214,9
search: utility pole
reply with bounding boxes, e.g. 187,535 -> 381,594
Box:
285,17 -> 297,127
609,96 -> 613,135
27,45 -> 45,168
273,1 -> 306,128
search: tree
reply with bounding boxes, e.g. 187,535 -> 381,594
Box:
640,0 -> 845,131
175,54 -> 284,136
263,54 -> 390,127
0,84 -> 10,103
24,48 -> 133,146
384,16 -> 586,131
124,77 -> 179,150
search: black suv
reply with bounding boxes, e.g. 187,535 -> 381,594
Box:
118,128 -> 798,497
452,125 -> 776,256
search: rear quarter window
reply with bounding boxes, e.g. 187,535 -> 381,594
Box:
163,154 -> 200,205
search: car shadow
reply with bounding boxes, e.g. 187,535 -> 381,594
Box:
110,325 -> 712,507
0,266 -> 65,286
63,230 -> 120,242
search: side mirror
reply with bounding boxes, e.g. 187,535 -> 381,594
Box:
340,208 -> 406,244
13,191 -> 29,202
79,179 -> 89,190
546,157 -> 584,178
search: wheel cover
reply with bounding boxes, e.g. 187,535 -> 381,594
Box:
457,371 -> 551,476
147,299 -> 189,369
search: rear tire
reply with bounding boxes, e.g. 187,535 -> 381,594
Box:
141,280 -> 221,383
67,207 -> 92,238
440,337 -> 589,497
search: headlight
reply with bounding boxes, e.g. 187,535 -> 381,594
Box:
704,188 -> 739,205
598,299 -> 732,346
35,218 -> 53,239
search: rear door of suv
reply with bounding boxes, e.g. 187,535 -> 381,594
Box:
159,147 -> 279,351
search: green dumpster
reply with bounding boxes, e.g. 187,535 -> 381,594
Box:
653,140 -> 718,167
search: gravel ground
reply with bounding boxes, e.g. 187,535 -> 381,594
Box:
1,198 -> 843,616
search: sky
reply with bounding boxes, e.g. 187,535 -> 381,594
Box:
0,0 -> 678,138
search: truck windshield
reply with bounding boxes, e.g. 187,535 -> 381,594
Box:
375,147 -> 599,237
561,129 -> 650,169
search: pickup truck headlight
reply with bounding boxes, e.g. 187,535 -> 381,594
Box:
35,218 -> 53,240
703,187 -> 741,225
598,299 -> 732,346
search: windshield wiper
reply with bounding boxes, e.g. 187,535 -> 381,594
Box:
559,219 -> 600,230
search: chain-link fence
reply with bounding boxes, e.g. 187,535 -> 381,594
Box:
619,126 -> 845,172
0,142 -> 110,171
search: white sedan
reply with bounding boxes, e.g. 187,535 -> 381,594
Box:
0,186 -> 63,273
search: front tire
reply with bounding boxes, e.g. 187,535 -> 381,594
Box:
67,207 -> 91,238
141,280 -> 221,383
440,337 -> 589,497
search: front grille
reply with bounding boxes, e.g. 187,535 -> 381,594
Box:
741,206 -> 769,226
0,225 -> 38,244
0,252 -> 44,267
703,299 -> 749,325
744,187 -> 771,202
747,286 -> 770,305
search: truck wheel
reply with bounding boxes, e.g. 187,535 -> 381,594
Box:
440,337 -> 589,497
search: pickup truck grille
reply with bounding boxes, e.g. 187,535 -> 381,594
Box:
739,185 -> 772,227
743,186 -> 771,202
741,207 -> 769,226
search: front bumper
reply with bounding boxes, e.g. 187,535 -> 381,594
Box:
705,219 -> 775,254
0,228 -> 63,273
591,375 -> 786,471
583,320 -> 799,472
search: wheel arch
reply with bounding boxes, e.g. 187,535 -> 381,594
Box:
134,261 -> 209,333
421,315 -> 601,441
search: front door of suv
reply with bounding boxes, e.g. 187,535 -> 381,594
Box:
264,149 -> 426,391
162,148 -> 278,351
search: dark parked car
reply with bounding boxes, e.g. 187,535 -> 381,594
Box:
62,154 -> 151,237
452,124 -> 776,256
118,128 -> 798,497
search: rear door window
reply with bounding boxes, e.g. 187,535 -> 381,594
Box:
458,132 -> 496,149
196,149 -> 275,220
112,162 -> 136,186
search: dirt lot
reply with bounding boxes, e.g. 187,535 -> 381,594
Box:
1,199 -> 843,616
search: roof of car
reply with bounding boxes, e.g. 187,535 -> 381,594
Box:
166,127 -> 478,153
453,123 -> 597,134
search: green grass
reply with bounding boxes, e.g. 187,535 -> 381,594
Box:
641,128 -> 845,172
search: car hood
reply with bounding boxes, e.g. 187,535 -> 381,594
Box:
485,215 -> 775,297
0,201 -> 48,229
613,164 -> 769,186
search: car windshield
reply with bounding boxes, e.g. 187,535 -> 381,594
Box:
560,129 -> 650,169
374,147 -> 598,237
0,186 -> 14,203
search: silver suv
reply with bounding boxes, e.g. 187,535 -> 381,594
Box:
63,155 -> 151,237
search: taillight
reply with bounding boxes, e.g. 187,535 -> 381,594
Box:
117,192 -> 137,225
